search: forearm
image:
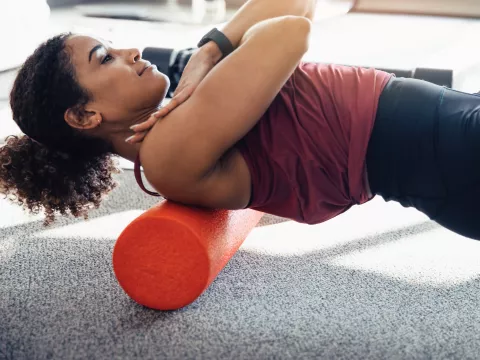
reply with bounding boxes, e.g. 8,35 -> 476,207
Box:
167,0 -> 317,93
198,0 -> 316,65
221,0 -> 316,49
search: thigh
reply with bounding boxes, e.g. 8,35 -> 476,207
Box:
433,187 -> 480,240
367,80 -> 480,239
429,88 -> 480,239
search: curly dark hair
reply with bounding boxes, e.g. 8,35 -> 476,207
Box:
0,33 -> 121,226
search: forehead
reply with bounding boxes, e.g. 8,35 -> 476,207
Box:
65,35 -> 109,66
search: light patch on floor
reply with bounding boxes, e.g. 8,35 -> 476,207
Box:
330,228 -> 480,287
31,210 -> 145,240
0,196 -> 44,228
241,197 -> 430,257
240,197 -> 480,288
0,236 -> 17,262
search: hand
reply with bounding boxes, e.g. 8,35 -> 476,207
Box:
172,42 -> 220,98
125,90 -> 191,144
126,45 -> 219,144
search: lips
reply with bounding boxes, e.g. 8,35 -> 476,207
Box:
139,62 -> 151,76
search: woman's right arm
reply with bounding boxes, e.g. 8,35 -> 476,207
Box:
128,0 -> 317,143
140,16 -> 311,205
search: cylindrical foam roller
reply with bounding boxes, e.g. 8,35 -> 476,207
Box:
113,201 -> 263,310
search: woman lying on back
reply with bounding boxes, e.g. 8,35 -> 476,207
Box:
3,0 -> 480,241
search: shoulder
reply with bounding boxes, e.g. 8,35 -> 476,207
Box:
140,137 -> 251,209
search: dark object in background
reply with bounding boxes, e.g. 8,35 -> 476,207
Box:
378,67 -> 453,87
412,68 -> 453,88
142,46 -> 454,88
142,47 -> 174,76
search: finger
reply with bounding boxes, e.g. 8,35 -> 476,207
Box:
160,98 -> 179,114
132,131 -> 148,143
151,101 -> 177,118
174,86 -> 194,103
164,89 -> 191,112
130,95 -> 186,133
153,106 -> 171,117
130,114 -> 159,132
141,105 -> 170,121
172,85 -> 184,98
172,82 -> 190,98
126,131 -> 147,144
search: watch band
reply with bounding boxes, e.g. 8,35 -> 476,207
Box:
197,28 -> 234,60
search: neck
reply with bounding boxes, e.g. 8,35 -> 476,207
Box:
111,136 -> 142,163
104,106 -> 160,163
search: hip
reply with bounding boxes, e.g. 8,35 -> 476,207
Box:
366,76 -> 480,217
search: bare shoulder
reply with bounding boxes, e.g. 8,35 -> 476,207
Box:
140,134 -> 252,209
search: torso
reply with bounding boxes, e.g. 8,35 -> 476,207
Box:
233,62 -> 393,223
136,62 -> 392,223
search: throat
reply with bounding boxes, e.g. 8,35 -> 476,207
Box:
111,133 -> 141,163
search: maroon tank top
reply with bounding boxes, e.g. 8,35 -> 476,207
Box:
134,62 -> 393,224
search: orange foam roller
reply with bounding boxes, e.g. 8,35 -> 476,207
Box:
112,200 -> 263,310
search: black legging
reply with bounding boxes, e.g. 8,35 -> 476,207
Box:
366,77 -> 480,240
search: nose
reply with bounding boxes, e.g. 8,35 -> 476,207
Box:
126,48 -> 141,63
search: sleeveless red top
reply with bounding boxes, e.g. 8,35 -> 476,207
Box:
134,62 -> 393,224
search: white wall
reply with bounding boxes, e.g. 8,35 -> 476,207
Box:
0,0 -> 51,71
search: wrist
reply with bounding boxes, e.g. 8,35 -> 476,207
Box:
200,41 -> 223,66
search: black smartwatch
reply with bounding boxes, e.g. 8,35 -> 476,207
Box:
197,28 -> 234,61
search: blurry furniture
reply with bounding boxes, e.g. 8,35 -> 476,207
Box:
352,0 -> 480,18
77,0 -> 230,25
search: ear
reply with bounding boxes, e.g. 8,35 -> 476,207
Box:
64,107 -> 102,130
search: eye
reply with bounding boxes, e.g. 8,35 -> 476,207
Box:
101,54 -> 113,64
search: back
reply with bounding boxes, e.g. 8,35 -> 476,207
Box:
237,62 -> 393,224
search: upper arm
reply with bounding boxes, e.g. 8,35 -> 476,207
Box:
154,149 -> 252,210
141,16 -> 310,198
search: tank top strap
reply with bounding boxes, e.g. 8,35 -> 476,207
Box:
134,153 -> 162,197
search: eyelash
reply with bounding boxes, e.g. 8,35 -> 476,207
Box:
101,54 -> 113,64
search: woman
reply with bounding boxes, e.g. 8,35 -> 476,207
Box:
2,0 -> 480,240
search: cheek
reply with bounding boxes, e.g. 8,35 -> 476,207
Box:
95,69 -> 169,109
87,72 -> 126,103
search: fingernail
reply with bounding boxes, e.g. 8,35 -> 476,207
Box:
125,135 -> 134,143
129,125 -> 137,130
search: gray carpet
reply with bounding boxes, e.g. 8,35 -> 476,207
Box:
2,168 -> 480,359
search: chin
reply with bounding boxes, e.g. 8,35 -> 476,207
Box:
154,72 -> 170,101
144,73 -> 170,107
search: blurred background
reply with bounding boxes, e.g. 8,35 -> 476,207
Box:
1,0 -> 480,145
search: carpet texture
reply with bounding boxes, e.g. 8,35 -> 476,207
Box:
2,169 -> 480,360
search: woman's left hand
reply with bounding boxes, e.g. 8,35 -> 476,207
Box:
125,88 -> 192,144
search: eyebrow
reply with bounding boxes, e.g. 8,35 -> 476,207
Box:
88,44 -> 105,63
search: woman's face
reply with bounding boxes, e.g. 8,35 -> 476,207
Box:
66,34 -> 169,123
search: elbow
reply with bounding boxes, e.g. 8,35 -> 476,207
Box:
284,16 -> 311,54
298,17 -> 312,53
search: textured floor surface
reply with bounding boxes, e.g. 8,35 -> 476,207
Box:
2,169 -> 480,359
